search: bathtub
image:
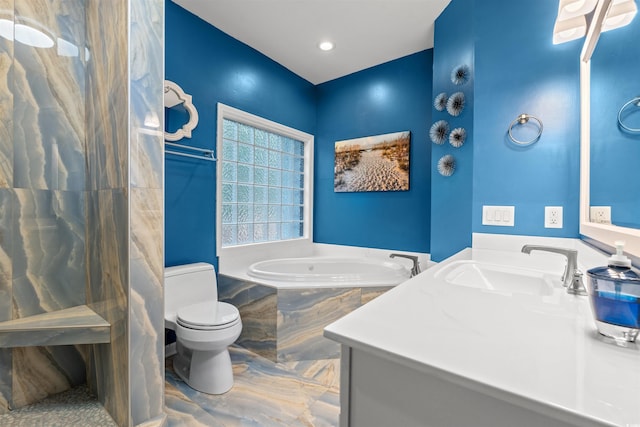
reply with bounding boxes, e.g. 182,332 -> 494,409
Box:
219,256 -> 412,362
247,257 -> 410,286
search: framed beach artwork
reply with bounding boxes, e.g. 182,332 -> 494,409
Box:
334,131 -> 410,192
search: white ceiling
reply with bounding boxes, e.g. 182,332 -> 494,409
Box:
171,0 -> 452,85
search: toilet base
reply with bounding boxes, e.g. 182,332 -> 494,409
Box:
174,347 -> 234,395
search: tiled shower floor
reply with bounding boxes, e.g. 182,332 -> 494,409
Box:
0,384 -> 117,427
165,345 -> 340,426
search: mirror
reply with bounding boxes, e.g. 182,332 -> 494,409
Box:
580,5 -> 640,257
590,15 -> 640,229
164,80 -> 199,141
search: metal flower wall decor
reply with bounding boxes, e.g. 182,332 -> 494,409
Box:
429,120 -> 450,145
449,127 -> 467,148
437,154 -> 456,177
451,64 -> 470,85
434,92 -> 448,112
446,92 -> 465,117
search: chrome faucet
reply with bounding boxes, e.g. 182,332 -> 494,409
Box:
521,245 -> 587,295
390,253 -> 421,277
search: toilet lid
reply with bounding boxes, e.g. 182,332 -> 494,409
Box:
176,301 -> 240,330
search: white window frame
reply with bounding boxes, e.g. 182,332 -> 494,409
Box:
216,103 -> 314,258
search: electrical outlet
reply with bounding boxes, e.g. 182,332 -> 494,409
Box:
545,206 -> 563,228
590,206 -> 611,224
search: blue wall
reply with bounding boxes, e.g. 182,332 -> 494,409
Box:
166,0 -> 592,266
165,2 -> 316,267
590,14 -> 640,229
166,3 -> 433,265
430,0 -> 583,261
315,51 -> 433,252
430,1 -> 475,262
473,0 -> 581,238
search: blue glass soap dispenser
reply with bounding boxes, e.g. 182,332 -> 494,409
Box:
586,241 -> 640,342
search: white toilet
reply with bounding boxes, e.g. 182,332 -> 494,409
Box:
164,262 -> 242,394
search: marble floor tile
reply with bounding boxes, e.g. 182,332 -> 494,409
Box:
165,345 -> 340,427
281,359 -> 340,391
0,345 -> 340,426
293,389 -> 340,427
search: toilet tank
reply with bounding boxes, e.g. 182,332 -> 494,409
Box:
165,263 -> 218,321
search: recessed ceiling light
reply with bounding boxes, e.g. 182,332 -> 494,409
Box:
318,41 -> 334,51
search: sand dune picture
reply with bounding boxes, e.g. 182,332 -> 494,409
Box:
334,131 -> 410,192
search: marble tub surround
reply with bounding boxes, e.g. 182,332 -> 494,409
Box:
218,275 -> 391,362
165,345 -> 340,427
218,276 -> 278,360
325,242 -> 640,426
216,243 -> 420,363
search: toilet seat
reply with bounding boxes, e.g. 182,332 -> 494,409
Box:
177,301 -> 240,331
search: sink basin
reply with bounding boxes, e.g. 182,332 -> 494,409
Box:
435,260 -> 559,295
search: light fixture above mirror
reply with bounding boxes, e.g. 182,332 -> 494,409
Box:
553,15 -> 588,43
602,0 -> 638,31
553,0 -> 637,45
558,0 -> 598,20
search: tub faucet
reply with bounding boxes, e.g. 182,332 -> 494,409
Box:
390,253 -> 421,277
520,245 -> 587,295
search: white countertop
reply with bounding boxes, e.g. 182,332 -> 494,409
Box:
324,247 -> 640,427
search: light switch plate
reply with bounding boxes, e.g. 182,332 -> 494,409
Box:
482,206 -> 515,227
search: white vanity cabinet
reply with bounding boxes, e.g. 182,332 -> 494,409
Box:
337,345 -> 603,427
325,247 -> 640,427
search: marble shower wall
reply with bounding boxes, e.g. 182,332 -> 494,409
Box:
0,0 -> 89,413
0,0 -> 164,423
128,0 -> 164,423
0,0 -> 12,188
86,0 -> 165,425
85,0 -> 129,424
218,275 -> 392,362
0,0 -> 13,413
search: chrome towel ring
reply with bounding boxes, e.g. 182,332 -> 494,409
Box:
617,97 -> 640,133
508,113 -> 543,146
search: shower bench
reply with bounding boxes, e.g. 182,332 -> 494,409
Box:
0,305 -> 110,347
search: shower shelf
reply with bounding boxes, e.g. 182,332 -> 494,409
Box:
0,305 -> 110,348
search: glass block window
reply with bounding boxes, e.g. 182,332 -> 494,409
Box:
219,117 -> 307,248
